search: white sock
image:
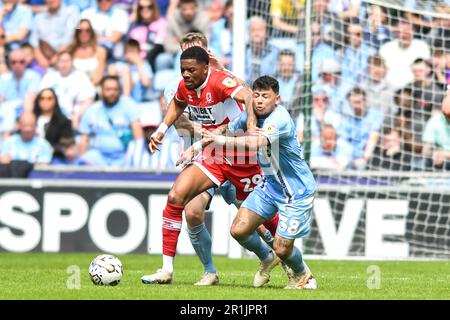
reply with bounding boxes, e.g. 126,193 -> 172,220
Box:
262,251 -> 274,264
162,255 -> 174,273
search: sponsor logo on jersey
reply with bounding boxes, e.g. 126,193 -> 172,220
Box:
222,77 -> 237,88
188,105 -> 216,125
187,94 -> 193,102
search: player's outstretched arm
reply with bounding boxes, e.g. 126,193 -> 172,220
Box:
148,97 -> 187,153
202,129 -> 269,151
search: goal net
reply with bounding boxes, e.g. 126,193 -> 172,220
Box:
242,0 -> 450,259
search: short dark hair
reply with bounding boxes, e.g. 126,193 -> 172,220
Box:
368,54 -> 385,67
179,0 -> 197,7
347,86 -> 366,99
279,49 -> 295,59
125,38 -> 140,50
252,76 -> 279,94
180,46 -> 209,65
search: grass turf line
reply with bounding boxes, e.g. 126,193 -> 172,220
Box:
0,253 -> 449,300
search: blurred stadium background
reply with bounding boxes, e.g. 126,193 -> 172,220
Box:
0,0 -> 449,274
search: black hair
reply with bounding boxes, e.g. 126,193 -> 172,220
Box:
252,75 -> 279,94
125,38 -> 140,50
279,49 -> 295,58
180,46 -> 209,65
33,88 -> 64,118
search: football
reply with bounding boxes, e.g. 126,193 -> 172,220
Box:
88,254 -> 123,286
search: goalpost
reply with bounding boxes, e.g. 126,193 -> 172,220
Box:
235,0 -> 450,259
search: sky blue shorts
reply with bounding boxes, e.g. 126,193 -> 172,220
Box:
241,185 -> 314,239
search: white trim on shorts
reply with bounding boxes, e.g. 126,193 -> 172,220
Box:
193,162 -> 222,187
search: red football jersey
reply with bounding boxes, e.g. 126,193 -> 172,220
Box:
175,68 -> 244,130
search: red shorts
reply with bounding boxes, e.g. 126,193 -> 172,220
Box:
193,153 -> 262,201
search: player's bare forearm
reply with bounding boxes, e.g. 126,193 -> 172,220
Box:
164,98 -> 188,128
203,130 -> 268,151
232,87 -> 256,129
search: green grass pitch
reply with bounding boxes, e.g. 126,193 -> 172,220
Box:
1,253 -> 449,300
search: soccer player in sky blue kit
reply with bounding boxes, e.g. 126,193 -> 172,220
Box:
202,75 -> 318,289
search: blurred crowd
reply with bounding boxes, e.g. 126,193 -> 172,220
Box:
248,0 -> 450,171
0,0 -> 449,175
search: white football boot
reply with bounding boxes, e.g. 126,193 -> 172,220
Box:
141,269 -> 173,284
284,263 -> 318,290
253,251 -> 281,288
194,272 -> 219,286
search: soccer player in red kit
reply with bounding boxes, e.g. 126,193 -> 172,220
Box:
142,46 -> 280,285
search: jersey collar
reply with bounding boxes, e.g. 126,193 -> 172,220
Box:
195,67 -> 211,98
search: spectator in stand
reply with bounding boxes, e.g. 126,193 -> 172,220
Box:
161,0 -> 211,67
430,48 -> 450,88
390,87 -> 425,169
0,0 -> 33,50
327,0 -> 361,50
70,19 -> 108,87
245,15 -> 279,83
270,0 -> 304,39
0,27 -> 9,74
274,49 -> 301,117
310,20 -> 338,82
209,0 -> 232,71
125,92 -> 181,169
0,111 -> 53,165
340,18 -> 376,87
109,39 -> 153,102
51,135 -> 87,165
311,124 -> 353,170
30,0 -> 80,69
313,58 -> 350,114
312,0 -> 333,38
0,48 -> 41,116
78,75 -> 143,167
81,0 -> 129,61
380,19 -> 431,89
39,51 -> 96,129
425,3 -> 450,52
407,58 -> 445,126
32,88 -> 73,158
368,127 -> 412,171
296,86 -> 341,144
20,42 -> 46,76
403,0 -> 450,38
362,4 -> 391,52
422,91 -> 450,170
359,54 -> 395,117
339,87 -> 383,170
127,0 -> 167,72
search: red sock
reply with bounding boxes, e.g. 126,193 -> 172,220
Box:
263,213 -> 279,237
162,202 -> 185,256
